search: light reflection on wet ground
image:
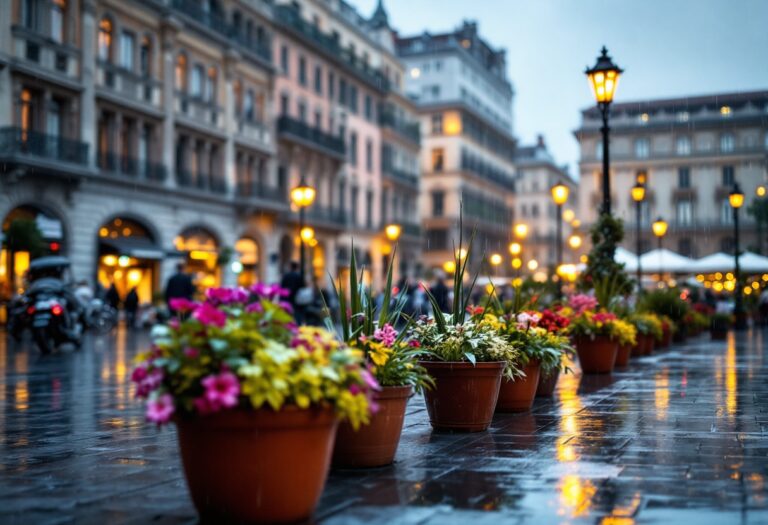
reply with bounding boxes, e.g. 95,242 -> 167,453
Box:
0,326 -> 767,524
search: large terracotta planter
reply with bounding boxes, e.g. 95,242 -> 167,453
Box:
420,361 -> 504,432
659,326 -> 672,348
332,385 -> 412,468
496,359 -> 541,413
175,407 -> 337,524
615,344 -> 632,367
574,335 -> 618,374
643,333 -> 655,355
632,333 -> 652,357
536,367 -> 560,397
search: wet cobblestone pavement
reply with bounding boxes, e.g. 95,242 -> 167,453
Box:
1,327 -> 767,524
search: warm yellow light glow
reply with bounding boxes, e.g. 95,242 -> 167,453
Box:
726,272 -> 734,280
631,183 -> 646,202
571,219 -> 581,228
636,172 -> 647,185
99,227 -> 109,237
443,111 -> 462,135
527,259 -> 538,271
568,234 -> 582,250
729,189 -> 744,209
713,281 -> 724,292
127,269 -> 142,285
652,217 -> 668,238
513,223 -> 529,239
443,261 -> 456,273
190,250 -> 214,261
763,273 -> 768,281
118,255 -> 131,268
757,186 -> 767,197
489,253 -> 503,266
720,105 -> 732,116
102,255 -> 118,267
290,182 -> 316,208
512,277 -> 523,287
716,272 -> 723,280
551,183 -> 570,205
724,280 -> 736,292
563,209 -> 575,223
696,274 -> 705,282
509,242 -> 522,256
456,248 -> 468,260
704,280 -> 712,288
580,254 -> 588,263
384,224 -> 402,242
300,227 -> 315,242
308,238 -> 318,247
753,281 -> 761,289
533,271 -> 548,283
744,286 -> 753,295
640,112 -> 649,123
512,257 -> 522,269
587,69 -> 620,104
409,67 -> 421,79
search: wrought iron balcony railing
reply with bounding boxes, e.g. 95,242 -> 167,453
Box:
0,127 -> 88,165
277,115 -> 345,158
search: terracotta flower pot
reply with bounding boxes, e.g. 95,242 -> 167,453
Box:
175,407 -> 338,524
419,361 -> 504,432
536,367 -> 560,397
574,335 -> 618,374
710,328 -> 728,341
615,344 -> 632,367
660,326 -> 672,348
643,333 -> 654,355
332,385 -> 412,468
496,359 -> 541,413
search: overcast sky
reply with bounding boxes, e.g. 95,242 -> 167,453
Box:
356,0 -> 768,177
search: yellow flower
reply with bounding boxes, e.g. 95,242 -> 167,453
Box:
368,342 -> 392,366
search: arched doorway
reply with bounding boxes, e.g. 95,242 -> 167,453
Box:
1,205 -> 66,298
97,216 -> 161,304
234,237 -> 261,287
175,227 -> 220,290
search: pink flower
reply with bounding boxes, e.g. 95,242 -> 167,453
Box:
193,302 -> 227,328
201,371 -> 240,410
132,366 -> 163,398
250,283 -> 290,298
408,340 -> 421,348
206,287 -> 249,305
568,294 -> 599,315
169,298 -> 198,313
516,311 -> 541,330
278,301 -> 294,313
372,324 -> 398,347
193,396 -> 216,415
183,347 -> 199,359
361,369 -> 381,391
246,302 -> 264,314
593,312 -> 617,323
146,394 -> 175,425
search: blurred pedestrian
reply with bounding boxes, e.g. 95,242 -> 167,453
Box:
429,270 -> 450,313
280,261 -> 303,309
165,263 -> 195,313
106,283 -> 121,310
124,287 -> 139,328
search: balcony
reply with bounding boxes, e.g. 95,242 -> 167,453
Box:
176,169 -> 228,194
10,25 -> 80,82
175,92 -> 224,132
236,118 -> 271,151
237,181 -> 286,201
580,144 -> 768,164
305,205 -> 348,229
0,127 -> 88,165
379,110 -> 420,145
382,164 -> 419,187
170,0 -> 271,63
96,61 -> 161,109
274,5 -> 389,92
460,150 -> 515,191
402,222 -> 422,238
98,151 -> 167,183
277,116 -> 345,159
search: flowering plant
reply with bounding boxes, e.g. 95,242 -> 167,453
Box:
628,312 -> 663,340
611,318 -> 637,347
538,308 -> 571,333
566,310 -> 621,340
323,247 -> 432,391
132,285 -> 377,429
478,310 -> 573,376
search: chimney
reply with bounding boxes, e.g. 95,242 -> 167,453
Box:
536,134 -> 546,148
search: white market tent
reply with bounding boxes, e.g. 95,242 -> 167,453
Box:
738,252 -> 768,274
638,248 -> 696,274
615,247 -> 638,271
689,252 -> 736,274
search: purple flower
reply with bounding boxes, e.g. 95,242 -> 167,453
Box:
245,302 -> 264,314
361,368 -> 381,391
206,287 -> 249,306
146,394 -> 175,425
250,283 -> 290,299
132,366 -> 163,398
278,301 -> 294,313
169,298 -> 198,313
193,302 -> 227,328
373,324 -> 398,347
201,371 -> 240,410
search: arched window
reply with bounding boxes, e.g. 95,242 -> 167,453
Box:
98,17 -> 113,62
175,53 -> 187,91
51,0 -> 66,43
139,36 -> 151,76
206,67 -> 217,104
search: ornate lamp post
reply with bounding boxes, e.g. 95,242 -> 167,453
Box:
730,184 -> 746,329
585,47 -> 623,216
290,178 -> 316,282
551,182 -> 569,297
652,216 -> 668,283
631,182 -> 646,292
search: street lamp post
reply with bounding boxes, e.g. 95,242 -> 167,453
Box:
384,223 -> 402,282
632,182 -> 646,293
551,182 -> 570,297
652,216 -> 668,283
585,47 -> 623,216
290,178 -> 316,283
730,184 -> 746,329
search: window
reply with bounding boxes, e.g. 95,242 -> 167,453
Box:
721,199 -> 733,225
678,167 -> 690,188
314,65 -> 322,94
431,114 -> 443,134
531,204 -> 539,218
349,86 -> 358,113
19,88 -> 36,138
720,133 -> 735,152
432,148 -> 444,172
351,187 -> 359,226
47,98 -> 61,138
339,78 -> 347,105
298,56 -> 306,86
190,65 -> 203,97
328,71 -> 335,100
676,199 -> 693,226
244,89 -> 255,121
678,239 -> 692,257
98,18 -> 113,62
426,229 -> 448,250
314,110 -> 322,128
205,67 -> 217,103
431,191 -> 445,217
676,136 -> 691,156
634,138 -> 650,158
595,141 -> 603,160
677,111 -> 689,122
349,132 -> 358,166
139,124 -> 150,170
22,0 -> 38,30
139,37 -> 151,76
51,0 -> 65,43
765,131 -> 768,150
364,95 -> 373,120
722,165 -> 735,187
366,190 -> 373,229
120,31 -> 135,70
280,45 -> 289,74
365,139 -> 373,173
279,94 -> 289,115
298,102 -> 306,122
175,54 -> 187,90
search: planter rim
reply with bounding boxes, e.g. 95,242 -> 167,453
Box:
173,405 -> 337,430
574,334 -> 616,343
373,384 -> 414,400
418,360 -> 506,369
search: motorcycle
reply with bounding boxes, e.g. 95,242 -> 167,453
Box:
24,257 -> 84,354
5,294 -> 32,342
83,298 -> 118,334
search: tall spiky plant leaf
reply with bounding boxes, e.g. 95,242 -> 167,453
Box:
378,245 -> 397,329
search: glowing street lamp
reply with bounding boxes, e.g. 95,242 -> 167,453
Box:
384,223 -> 402,242
290,178 -> 316,282
631,181 -> 646,292
652,216 -> 668,280
551,182 -> 570,297
585,46 -> 623,216
568,234 -> 582,250
730,183 -> 746,328
513,223 -> 529,240
489,253 -> 503,266
509,242 -> 522,256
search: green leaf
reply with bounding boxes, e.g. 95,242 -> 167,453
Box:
464,352 -> 477,365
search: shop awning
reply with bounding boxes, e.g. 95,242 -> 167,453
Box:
689,252 -> 735,274
639,249 -> 696,274
99,237 -> 166,260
